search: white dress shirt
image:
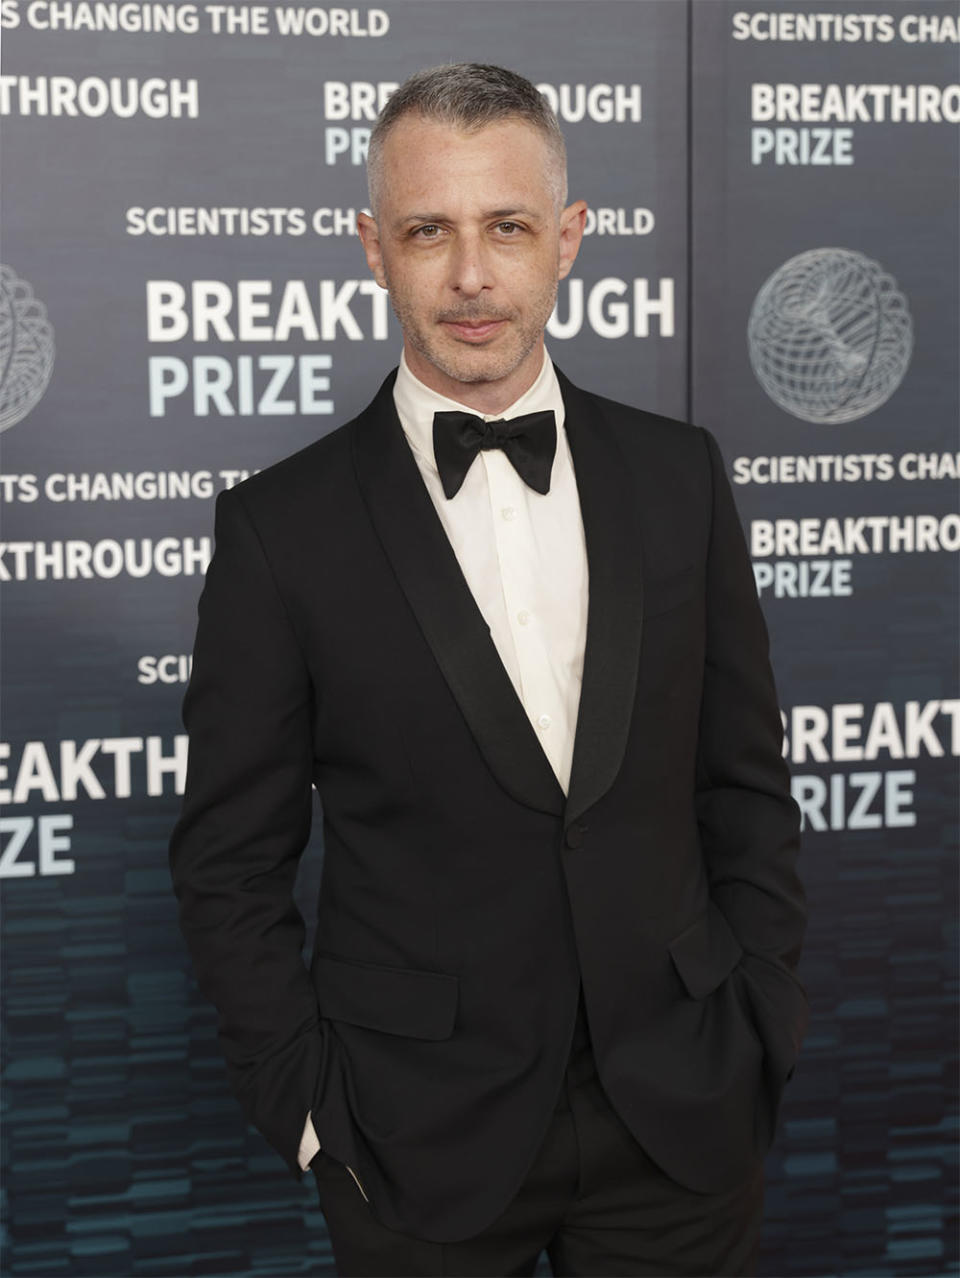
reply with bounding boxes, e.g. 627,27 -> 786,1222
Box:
298,345 -> 589,1170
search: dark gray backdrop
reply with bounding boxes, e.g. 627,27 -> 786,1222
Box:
1,2 -> 957,1274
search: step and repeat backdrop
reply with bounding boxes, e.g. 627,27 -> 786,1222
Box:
1,1 -> 957,1274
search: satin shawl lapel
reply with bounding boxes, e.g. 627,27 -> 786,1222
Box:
351,370 -> 565,818
556,367 -> 645,829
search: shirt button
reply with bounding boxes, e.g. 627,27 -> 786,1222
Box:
501,506 -> 517,521
517,610 -> 531,626
537,713 -> 552,730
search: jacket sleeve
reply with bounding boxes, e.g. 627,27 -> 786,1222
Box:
695,426 -> 809,1086
169,485 -> 328,1180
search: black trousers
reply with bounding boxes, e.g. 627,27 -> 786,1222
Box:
311,987 -> 764,1277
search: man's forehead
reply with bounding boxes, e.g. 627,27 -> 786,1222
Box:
373,112 -> 561,219
381,118 -> 553,195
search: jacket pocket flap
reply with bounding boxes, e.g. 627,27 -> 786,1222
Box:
314,953 -> 459,1040
668,901 -> 743,999
644,565 -> 698,619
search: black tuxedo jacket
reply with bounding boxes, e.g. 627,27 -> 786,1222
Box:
169,366 -> 808,1243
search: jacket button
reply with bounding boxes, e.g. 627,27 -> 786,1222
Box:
564,823 -> 586,850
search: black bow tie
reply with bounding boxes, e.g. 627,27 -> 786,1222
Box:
432,409 -> 557,500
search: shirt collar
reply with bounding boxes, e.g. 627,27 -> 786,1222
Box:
393,345 -> 565,474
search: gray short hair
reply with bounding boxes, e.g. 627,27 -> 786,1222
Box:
366,63 -> 568,216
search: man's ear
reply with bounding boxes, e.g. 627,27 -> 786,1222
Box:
557,199 -> 588,281
357,211 -> 387,289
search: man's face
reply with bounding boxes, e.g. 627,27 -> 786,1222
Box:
358,114 -> 586,406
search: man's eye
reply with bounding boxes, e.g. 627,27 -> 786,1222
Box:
496,222 -> 521,234
414,224 -> 441,238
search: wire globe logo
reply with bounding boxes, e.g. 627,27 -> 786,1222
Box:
747,248 -> 912,424
0,264 -> 56,433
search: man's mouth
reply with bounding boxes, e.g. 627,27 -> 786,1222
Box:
440,318 -> 507,342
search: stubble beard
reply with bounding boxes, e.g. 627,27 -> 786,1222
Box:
386,274 -> 559,387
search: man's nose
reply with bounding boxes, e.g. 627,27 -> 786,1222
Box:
448,233 -> 491,297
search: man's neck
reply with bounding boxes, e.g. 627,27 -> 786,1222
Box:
402,341 -> 546,416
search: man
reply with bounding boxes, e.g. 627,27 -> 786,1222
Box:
169,63 -> 808,1277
